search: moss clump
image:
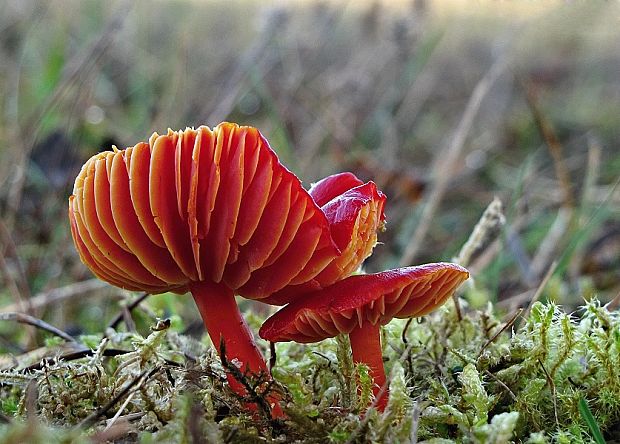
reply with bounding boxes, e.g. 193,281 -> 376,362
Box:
1,298 -> 619,443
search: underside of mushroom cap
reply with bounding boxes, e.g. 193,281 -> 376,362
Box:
259,179 -> 386,305
69,123 -> 386,303
259,263 -> 469,343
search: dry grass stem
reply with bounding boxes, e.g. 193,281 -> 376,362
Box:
531,206 -> 573,278
504,222 -> 536,287
0,220 -> 32,314
605,290 -> 620,312
522,79 -> 575,208
103,391 -> 139,432
4,3 -> 131,229
454,196 -> 505,268
497,289 -> 536,311
400,56 -> 509,266
569,140 -> 602,283
200,10 -> 283,125
77,367 -> 159,430
0,279 -> 109,314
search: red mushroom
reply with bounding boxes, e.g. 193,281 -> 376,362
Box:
68,122 -> 385,416
259,263 -> 469,411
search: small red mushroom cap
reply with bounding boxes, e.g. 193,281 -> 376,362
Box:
259,263 -> 469,343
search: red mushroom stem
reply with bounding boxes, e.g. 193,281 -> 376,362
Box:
190,281 -> 284,418
348,322 -> 388,411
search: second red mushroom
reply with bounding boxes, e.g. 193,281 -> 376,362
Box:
260,263 -> 469,411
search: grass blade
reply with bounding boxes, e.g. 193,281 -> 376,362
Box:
578,398 -> 606,444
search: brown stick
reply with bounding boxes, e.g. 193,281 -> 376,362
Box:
0,312 -> 76,343
18,348 -> 181,373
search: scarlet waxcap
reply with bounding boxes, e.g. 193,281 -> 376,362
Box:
259,263 -> 469,343
69,123 -> 385,302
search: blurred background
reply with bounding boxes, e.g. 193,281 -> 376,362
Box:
0,0 -> 619,346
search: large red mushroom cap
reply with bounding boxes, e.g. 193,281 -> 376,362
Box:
260,263 -> 469,343
69,123 -> 385,302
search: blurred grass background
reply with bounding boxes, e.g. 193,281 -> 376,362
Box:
0,0 -> 619,349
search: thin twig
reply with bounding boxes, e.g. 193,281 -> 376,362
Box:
17,348 -> 181,373
0,312 -> 76,343
521,261 -> 558,324
312,351 -> 335,365
401,319 -> 415,376
401,318 -> 413,345
77,367 -> 159,429
483,369 -> 517,402
400,56 -> 509,266
538,358 -> 559,428
103,389 -> 138,431
478,309 -> 523,359
218,338 -> 273,418
106,292 -> 150,332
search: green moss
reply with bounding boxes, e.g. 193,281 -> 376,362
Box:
1,300 -> 620,442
